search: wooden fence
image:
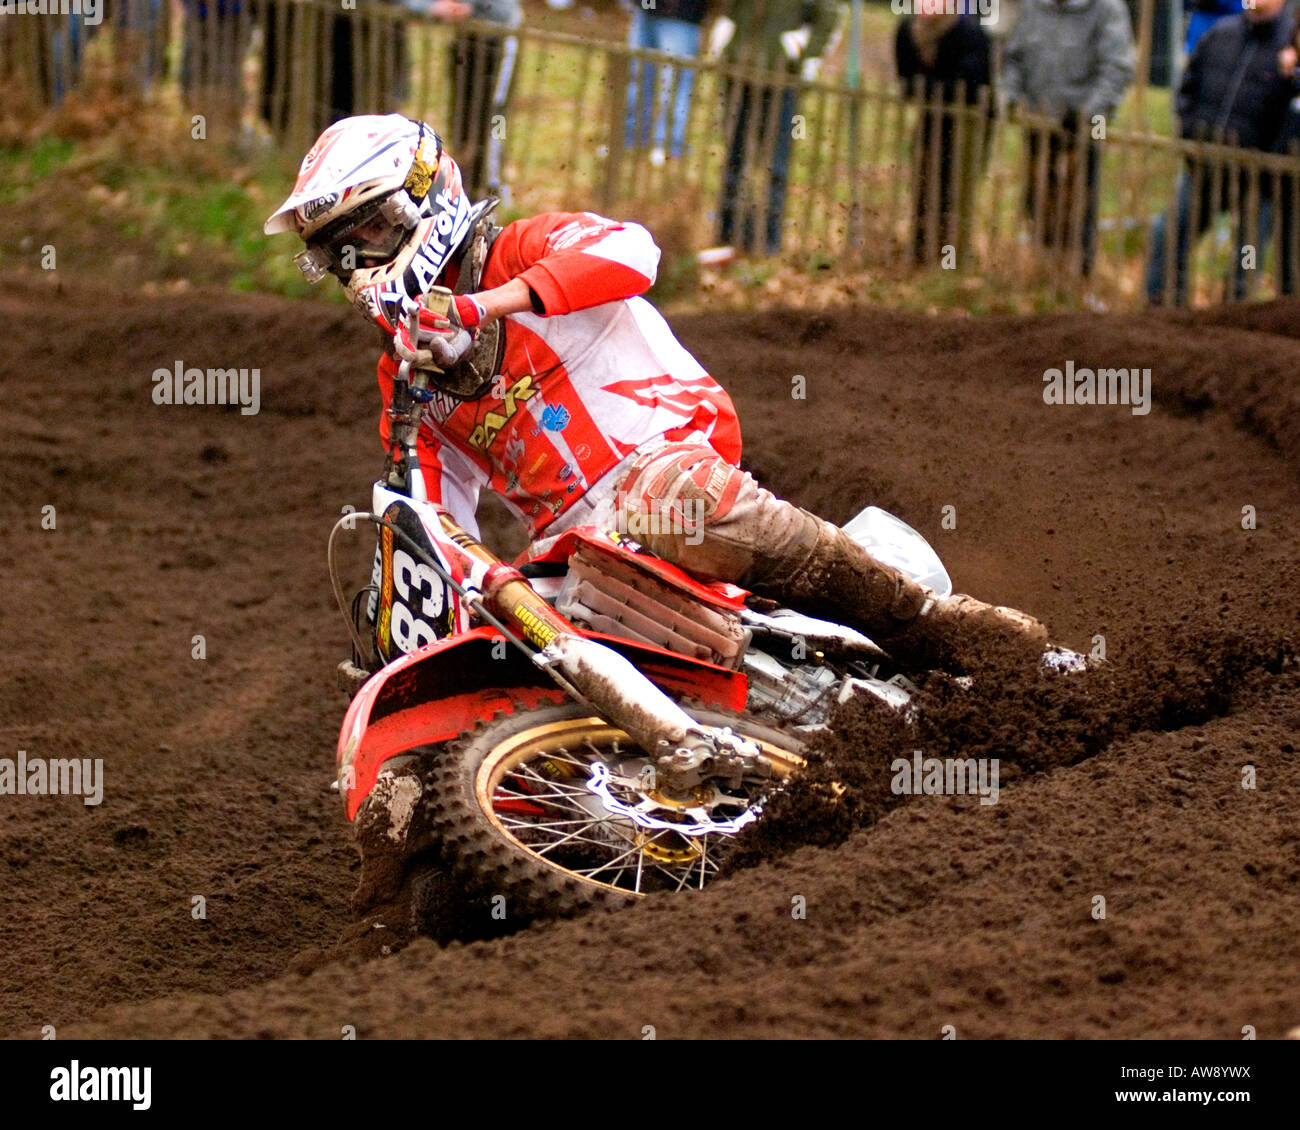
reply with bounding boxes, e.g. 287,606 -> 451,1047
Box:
3,1 -> 1298,308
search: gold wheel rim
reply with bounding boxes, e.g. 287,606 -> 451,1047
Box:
474,716 -> 803,896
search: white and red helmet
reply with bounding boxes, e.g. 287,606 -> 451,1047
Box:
264,114 -> 475,333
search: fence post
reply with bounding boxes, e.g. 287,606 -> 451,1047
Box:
801,78 -> 829,256
822,71 -> 846,257
1158,141 -> 1182,306
922,80 -> 943,266
1289,140 -> 1300,297
1066,118 -> 1090,284
1134,0 -> 1155,131
890,78 -> 914,267
601,48 -> 629,214
864,85 -> 890,264
1243,158 -> 1261,301
1265,159 -> 1283,299
1028,114 -> 1050,270
947,81 -> 970,271
846,85 -> 864,257
1222,137 -> 1239,304
564,39 -> 597,200
986,94 -> 1010,273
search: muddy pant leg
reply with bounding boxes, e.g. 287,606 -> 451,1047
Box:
615,445 -> 1047,671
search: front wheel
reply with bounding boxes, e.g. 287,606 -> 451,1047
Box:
426,702 -> 806,921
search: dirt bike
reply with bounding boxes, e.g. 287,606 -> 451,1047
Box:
327,304 -> 1077,933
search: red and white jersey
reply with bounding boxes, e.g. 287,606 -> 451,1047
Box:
377,211 -> 742,537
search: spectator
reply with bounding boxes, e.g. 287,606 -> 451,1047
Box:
710,0 -> 838,256
424,0 -> 523,198
261,1 -> 405,140
181,1 -> 252,120
624,0 -> 708,165
36,10 -> 89,106
1146,0 -> 1297,305
1186,0 -> 1245,55
1003,0 -> 1136,276
117,0 -> 168,90
1276,26 -> 1300,295
895,7 -> 993,266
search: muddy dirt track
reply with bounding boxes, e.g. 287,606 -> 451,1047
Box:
1,275 -> 1297,1039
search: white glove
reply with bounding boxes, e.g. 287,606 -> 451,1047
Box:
780,25 -> 811,62
801,56 -> 822,82
394,297 -> 474,371
707,16 -> 735,59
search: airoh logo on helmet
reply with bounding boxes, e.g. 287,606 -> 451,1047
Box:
299,193 -> 339,223
404,187 -> 473,295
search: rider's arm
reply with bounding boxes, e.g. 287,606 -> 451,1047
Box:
474,277 -> 536,322
472,212 -> 661,320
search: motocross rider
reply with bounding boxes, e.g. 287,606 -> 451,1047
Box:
265,114 -> 1052,673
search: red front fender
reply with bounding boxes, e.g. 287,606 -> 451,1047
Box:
336,628 -> 748,820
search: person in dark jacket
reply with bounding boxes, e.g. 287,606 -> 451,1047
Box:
425,0 -> 523,197
895,11 -> 993,266
260,0 -> 406,138
1146,0 -> 1298,305
625,0 -> 708,163
1186,0 -> 1245,54
1003,0 -> 1136,276
709,0 -> 839,256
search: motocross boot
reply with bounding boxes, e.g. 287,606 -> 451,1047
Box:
748,514 -> 1049,673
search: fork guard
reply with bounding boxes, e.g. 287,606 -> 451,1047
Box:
336,626 -> 749,821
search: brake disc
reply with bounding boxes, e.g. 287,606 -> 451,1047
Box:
584,761 -> 762,837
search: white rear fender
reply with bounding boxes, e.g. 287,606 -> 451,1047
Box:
841,505 -> 952,597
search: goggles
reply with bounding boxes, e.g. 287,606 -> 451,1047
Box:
293,190 -> 423,282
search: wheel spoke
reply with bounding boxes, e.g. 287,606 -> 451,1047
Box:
495,783 -> 595,804
508,766 -> 596,795
496,815 -> 599,832
535,831 -> 629,854
494,791 -> 591,818
573,840 -> 646,880
530,748 -> 593,772
532,822 -> 614,856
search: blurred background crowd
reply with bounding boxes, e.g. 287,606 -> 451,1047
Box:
5,0 -> 1300,308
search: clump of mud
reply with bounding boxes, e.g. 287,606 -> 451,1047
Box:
730,610 -> 1294,866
